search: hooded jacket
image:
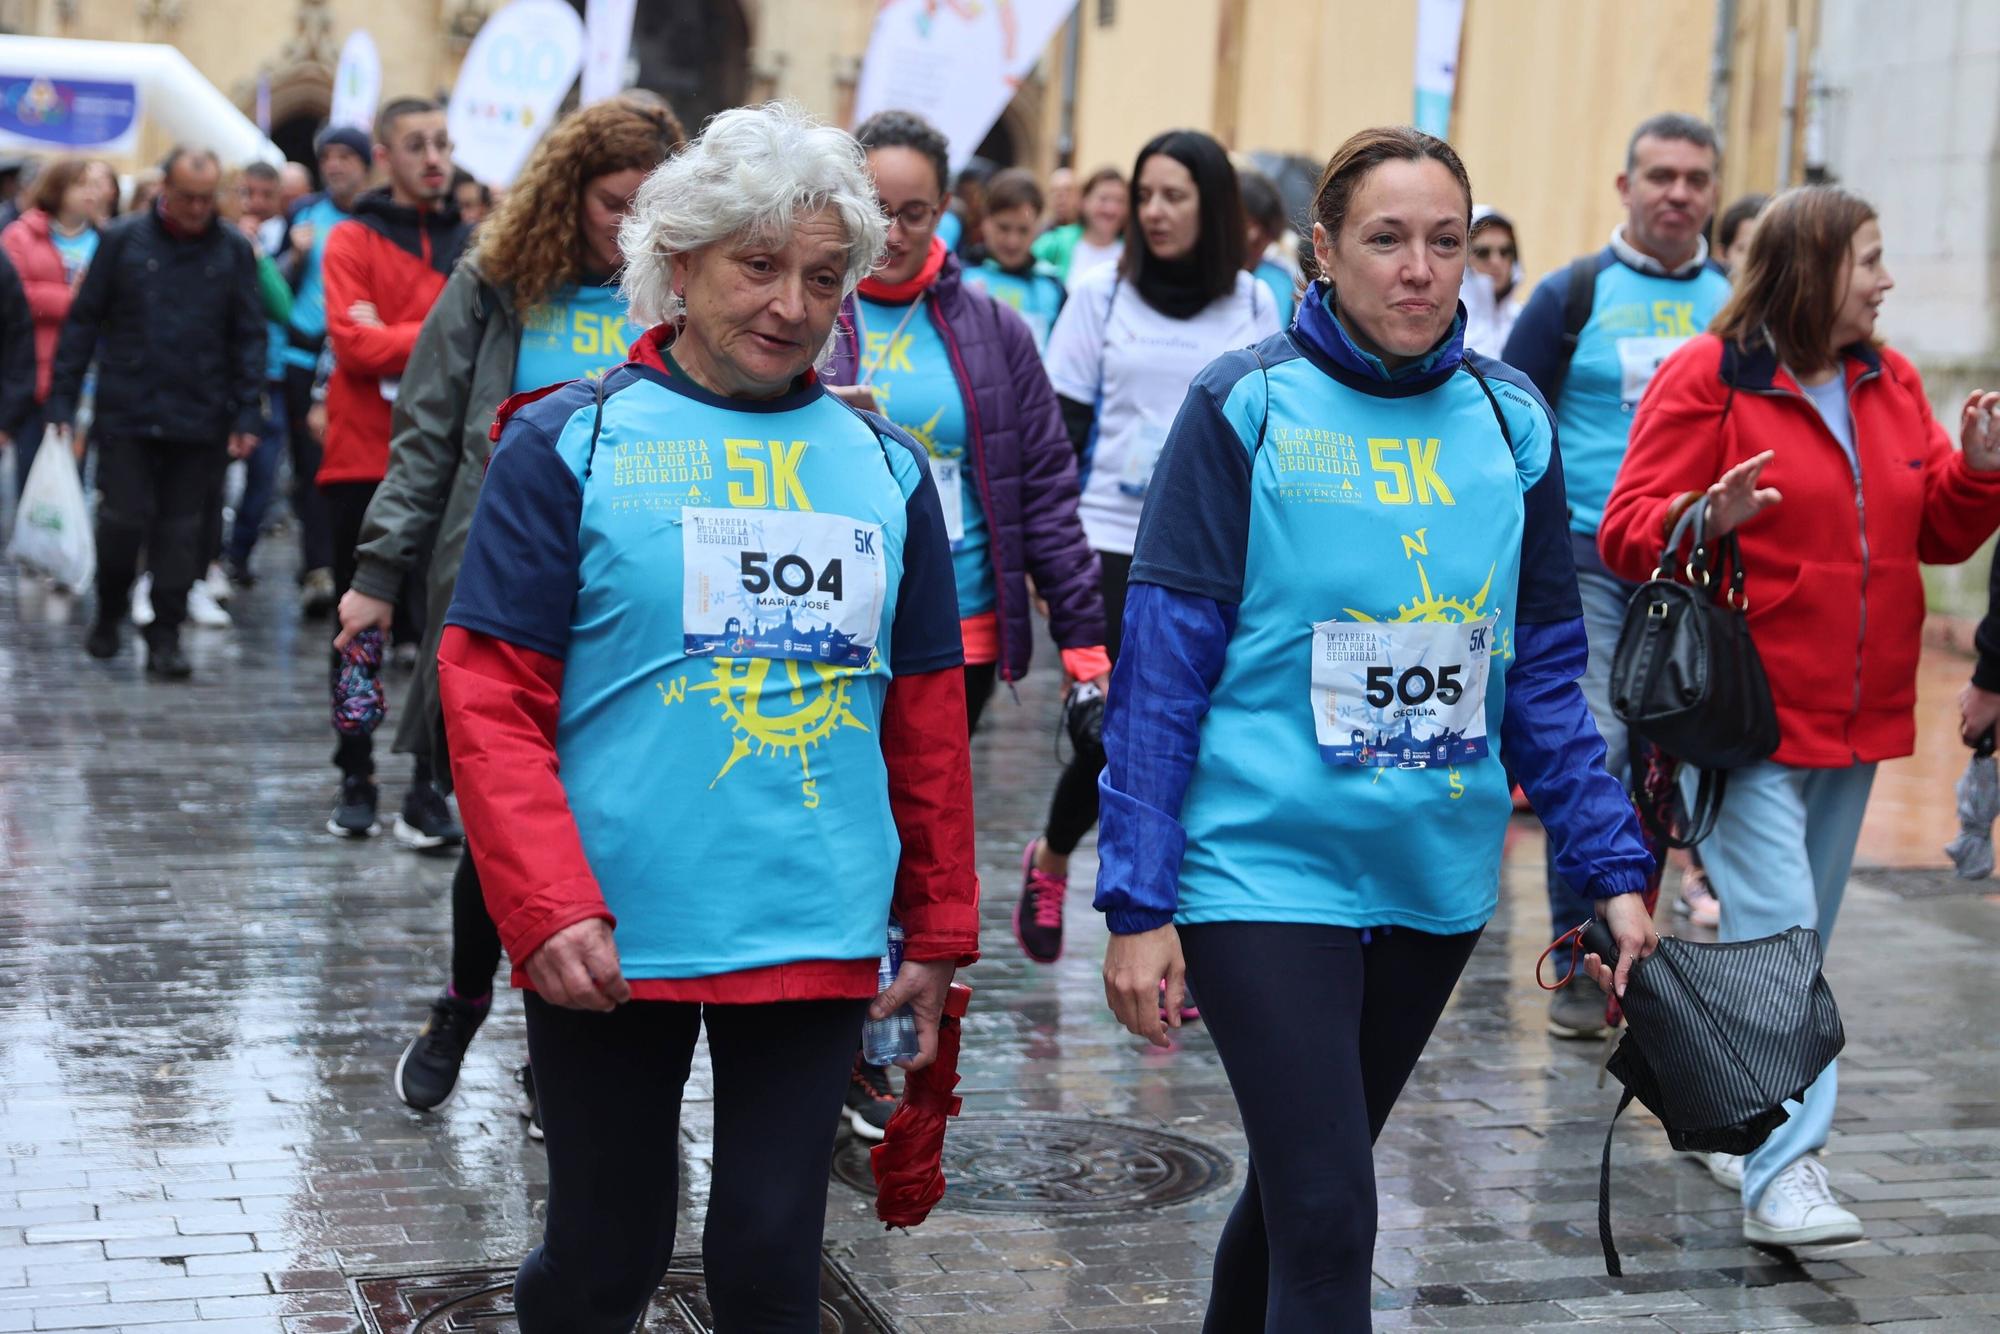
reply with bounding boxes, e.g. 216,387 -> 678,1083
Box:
1599,334 -> 2000,767
824,247 -> 1105,682
0,208 -> 86,401
316,187 -> 468,484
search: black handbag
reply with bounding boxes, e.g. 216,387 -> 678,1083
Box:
1580,918 -> 1844,1275
1608,501 -> 1779,844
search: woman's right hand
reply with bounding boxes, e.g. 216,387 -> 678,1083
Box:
1703,449 -> 1783,538
525,918 -> 630,1012
1103,923 -> 1186,1048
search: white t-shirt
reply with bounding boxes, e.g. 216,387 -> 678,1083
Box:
1045,266 -> 1282,555
1066,236 -> 1123,288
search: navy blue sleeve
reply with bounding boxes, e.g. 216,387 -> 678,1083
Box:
444,419 -> 582,660
875,420 -> 966,677
1127,350 -> 1264,604
1501,618 -> 1653,900
1515,436 -> 1584,624
1095,583 -> 1238,933
1500,271 -> 1570,404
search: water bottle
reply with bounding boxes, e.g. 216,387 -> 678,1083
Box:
862,920 -> 919,1066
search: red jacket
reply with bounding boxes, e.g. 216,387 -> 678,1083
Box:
1600,334 -> 2000,767
316,188 -> 466,484
1,209 -> 80,401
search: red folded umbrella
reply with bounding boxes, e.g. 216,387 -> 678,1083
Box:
871,982 -> 971,1229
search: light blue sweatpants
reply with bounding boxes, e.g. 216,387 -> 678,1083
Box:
1678,759 -> 1875,1210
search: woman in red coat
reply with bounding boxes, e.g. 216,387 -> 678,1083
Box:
1597,185 -> 2000,1250
1,156 -> 101,493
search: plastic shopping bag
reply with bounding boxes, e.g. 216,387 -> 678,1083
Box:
6,428 -> 94,588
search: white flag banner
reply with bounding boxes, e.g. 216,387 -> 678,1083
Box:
330,30 -> 381,132
581,0 -> 637,106
447,0 -> 585,187
852,0 -> 1076,173
1412,0 -> 1465,139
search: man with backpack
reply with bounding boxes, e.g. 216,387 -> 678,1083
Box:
1502,112 -> 1730,1039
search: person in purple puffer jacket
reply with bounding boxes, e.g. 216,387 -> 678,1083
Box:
823,109 -> 1107,1140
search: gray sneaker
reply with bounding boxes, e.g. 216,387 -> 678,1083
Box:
1547,983 -> 1612,1039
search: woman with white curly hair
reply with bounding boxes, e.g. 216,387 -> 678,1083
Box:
437,102 -> 979,1331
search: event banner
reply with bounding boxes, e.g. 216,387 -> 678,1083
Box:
330,30 -> 382,132
1412,0 -> 1465,139
0,74 -> 139,154
852,0 -> 1076,174
581,0 -> 638,106
448,0 -> 585,186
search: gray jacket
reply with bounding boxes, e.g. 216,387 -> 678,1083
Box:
351,260 -> 522,765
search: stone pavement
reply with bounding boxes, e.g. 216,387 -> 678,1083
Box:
2,563 -> 1998,1333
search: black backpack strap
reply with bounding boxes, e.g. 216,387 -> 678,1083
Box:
1598,1085 -> 1636,1277
580,373 -> 611,481
1461,357 -> 1516,451
1546,254 -> 1600,404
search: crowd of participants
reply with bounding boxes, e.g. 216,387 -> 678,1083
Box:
7,82 -> 2000,1334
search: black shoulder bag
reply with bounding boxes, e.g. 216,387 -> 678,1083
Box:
1607,499 -> 1779,845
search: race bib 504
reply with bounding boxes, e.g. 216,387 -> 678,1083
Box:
682,507 -> 885,668
1310,616 -> 1495,768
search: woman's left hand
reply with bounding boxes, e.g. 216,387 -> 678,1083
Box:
872,957 -> 956,1071
1581,891 -> 1661,1000
1960,390 -> 2000,471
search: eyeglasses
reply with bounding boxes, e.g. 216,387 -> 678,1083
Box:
1472,244 -> 1517,261
879,199 -> 939,231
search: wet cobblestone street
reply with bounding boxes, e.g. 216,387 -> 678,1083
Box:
3,563 -> 1998,1332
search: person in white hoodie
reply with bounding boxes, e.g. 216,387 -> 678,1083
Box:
1462,204 -> 1524,356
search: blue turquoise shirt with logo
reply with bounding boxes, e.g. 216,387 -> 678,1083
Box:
962,259 -> 1066,353
1252,258 -> 1297,331
1503,245 -> 1730,536
445,363 -> 963,979
50,227 -> 98,284
513,279 -> 637,393
856,294 -> 994,618
281,194 -> 352,372
1094,285 -> 1652,934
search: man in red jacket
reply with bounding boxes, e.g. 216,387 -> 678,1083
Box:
318,96 -> 469,844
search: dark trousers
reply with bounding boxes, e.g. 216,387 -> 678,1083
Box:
514,992 -> 868,1333
447,849 -> 503,999
323,479 -> 429,784
1043,548 -> 1130,855
95,435 -> 226,645
1181,922 -> 1482,1333
10,403 -> 43,501
964,662 -> 998,734
283,362 -> 331,574
223,385 -> 287,569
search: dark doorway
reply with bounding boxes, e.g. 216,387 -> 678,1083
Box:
563,0 -> 749,131
974,117 -> 1017,169
271,113 -> 323,179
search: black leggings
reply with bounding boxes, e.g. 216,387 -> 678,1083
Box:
514,992 -> 868,1333
447,849 -> 503,999
1043,548 -> 1129,854
1180,921 -> 1481,1333
964,662 -> 998,734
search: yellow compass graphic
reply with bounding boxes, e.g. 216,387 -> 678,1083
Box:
657,656 -> 871,809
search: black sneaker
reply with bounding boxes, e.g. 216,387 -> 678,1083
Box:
143,638 -> 192,680
394,782 -> 464,852
327,775 -> 380,837
1013,839 -> 1066,963
84,618 -> 121,660
517,1064 -> 544,1141
392,990 -> 488,1110
844,1052 -> 897,1140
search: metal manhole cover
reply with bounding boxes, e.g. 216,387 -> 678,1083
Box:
831,1115 -> 1231,1214
353,1256 -> 890,1332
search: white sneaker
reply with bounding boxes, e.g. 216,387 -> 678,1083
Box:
202,562 -> 233,605
1743,1155 -> 1863,1246
187,580 -> 233,628
1689,1150 -> 1744,1190
130,572 -> 155,627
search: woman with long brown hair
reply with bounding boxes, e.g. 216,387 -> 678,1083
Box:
1599,185 -> 2000,1247
1095,125 -> 1654,1329
329,93 -> 685,1123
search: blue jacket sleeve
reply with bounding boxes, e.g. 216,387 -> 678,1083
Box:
1500,272 -> 1569,405
1502,617 -> 1653,900
1094,583 -> 1237,933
